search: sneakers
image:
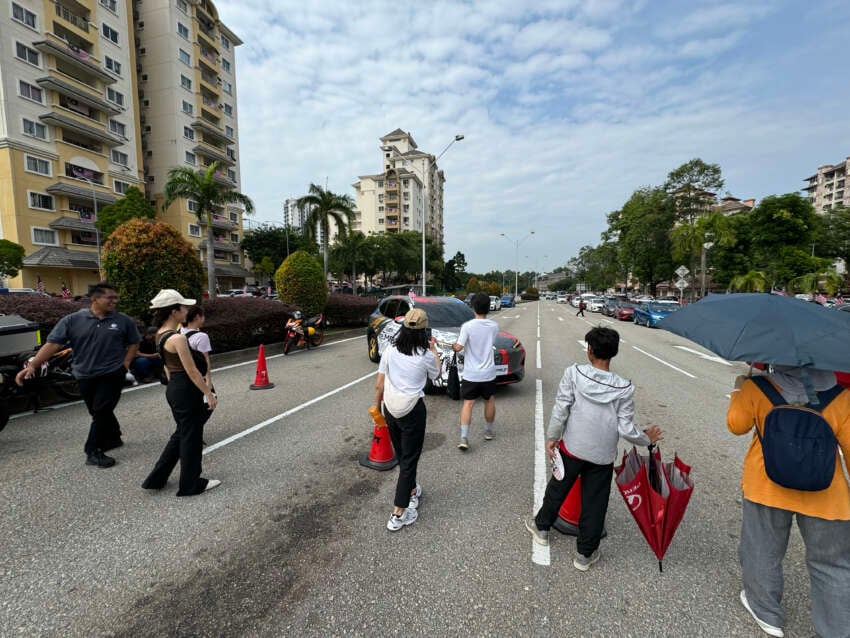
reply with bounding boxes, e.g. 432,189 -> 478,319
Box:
203,479 -> 222,493
524,516 -> 549,546
484,427 -> 494,441
458,437 -> 469,451
408,483 -> 422,509
573,549 -> 601,571
387,507 -> 418,531
85,450 -> 116,468
739,590 -> 784,637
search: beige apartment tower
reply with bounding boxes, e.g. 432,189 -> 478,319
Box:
803,157 -> 849,214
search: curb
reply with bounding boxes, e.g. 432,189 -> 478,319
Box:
209,327 -> 364,367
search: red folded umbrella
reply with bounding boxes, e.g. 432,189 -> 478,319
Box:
614,446 -> 694,571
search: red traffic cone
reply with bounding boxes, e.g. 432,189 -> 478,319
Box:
249,344 -> 275,390
552,476 -> 608,538
358,405 -> 398,470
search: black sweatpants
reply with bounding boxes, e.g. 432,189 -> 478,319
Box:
78,367 -> 126,454
534,448 -> 613,557
142,372 -> 209,496
385,399 -> 426,509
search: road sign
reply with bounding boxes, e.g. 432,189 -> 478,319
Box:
675,265 -> 689,278
675,278 -> 689,290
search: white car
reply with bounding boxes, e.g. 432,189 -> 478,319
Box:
588,296 -> 606,312
556,294 -> 568,304
489,295 -> 501,311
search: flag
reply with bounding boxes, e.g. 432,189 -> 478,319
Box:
37,275 -> 44,293
61,284 -> 70,299
71,166 -> 95,181
771,288 -> 786,296
815,293 -> 827,305
242,283 -> 247,294
837,294 -> 845,305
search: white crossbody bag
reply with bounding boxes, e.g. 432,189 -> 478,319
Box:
382,349 -> 419,418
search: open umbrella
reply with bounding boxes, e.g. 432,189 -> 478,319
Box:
656,293 -> 850,370
614,445 -> 694,571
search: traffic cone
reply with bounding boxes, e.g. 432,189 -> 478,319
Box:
552,477 -> 608,538
358,405 -> 398,470
249,344 -> 275,390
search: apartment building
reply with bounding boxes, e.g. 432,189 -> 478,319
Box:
283,197 -> 306,230
0,0 -> 143,293
352,129 -> 443,244
134,0 -> 248,289
803,157 -> 849,213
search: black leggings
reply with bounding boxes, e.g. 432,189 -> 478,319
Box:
385,399 -> 426,509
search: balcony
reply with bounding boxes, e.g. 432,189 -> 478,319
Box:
201,95 -> 221,112
210,170 -> 235,187
200,213 -> 236,230
54,2 -> 90,33
198,47 -> 218,73
40,110 -> 123,147
193,142 -> 233,165
199,238 -> 238,253
34,32 -> 114,84
38,74 -> 119,115
197,26 -> 219,51
191,119 -> 233,145
64,162 -> 105,184
200,71 -> 220,91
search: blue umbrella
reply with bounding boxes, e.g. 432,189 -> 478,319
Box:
657,293 -> 850,371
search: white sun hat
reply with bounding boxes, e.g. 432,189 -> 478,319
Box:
149,289 -> 196,308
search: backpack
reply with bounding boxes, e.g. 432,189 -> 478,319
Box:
157,330 -> 208,378
750,375 -> 842,491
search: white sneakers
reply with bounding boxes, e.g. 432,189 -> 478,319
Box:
408,483 -> 422,509
387,507 -> 418,531
739,590 -> 784,637
203,479 -> 222,493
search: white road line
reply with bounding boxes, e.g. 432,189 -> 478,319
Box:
557,316 -> 564,322
536,303 -> 542,369
631,346 -> 697,378
532,378 -> 550,566
672,345 -> 732,366
203,370 -> 378,455
577,340 -> 587,350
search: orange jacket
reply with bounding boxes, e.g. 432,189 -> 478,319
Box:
727,377 -> 850,520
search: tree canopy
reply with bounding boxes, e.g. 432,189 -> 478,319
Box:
0,239 -> 25,281
96,187 -> 156,237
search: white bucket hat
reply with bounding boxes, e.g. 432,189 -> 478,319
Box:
149,289 -> 196,308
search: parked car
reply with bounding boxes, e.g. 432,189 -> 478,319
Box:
588,296 -> 606,312
489,295 -> 501,311
602,297 -> 625,317
500,294 -> 515,308
613,301 -> 636,321
365,295 -> 525,389
633,301 -> 680,327
556,294 -> 568,304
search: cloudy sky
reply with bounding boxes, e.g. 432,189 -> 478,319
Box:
215,0 -> 850,275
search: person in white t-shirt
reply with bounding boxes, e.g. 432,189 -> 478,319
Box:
181,306 -> 212,387
372,307 -> 441,532
452,291 -> 499,451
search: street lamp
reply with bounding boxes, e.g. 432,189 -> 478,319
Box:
700,232 -> 714,298
500,231 -> 534,298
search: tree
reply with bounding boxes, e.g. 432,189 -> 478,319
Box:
789,270 -> 844,295
811,204 -> 850,266
253,256 -> 275,287
296,184 -> 356,282
729,270 -> 770,292
0,239 -> 25,281
329,231 -> 369,289
274,250 -> 327,316
102,219 -> 204,320
466,276 -> 481,293
664,158 -> 724,225
95,186 -> 156,237
440,251 -> 468,292
163,161 -> 255,298
240,224 -> 316,272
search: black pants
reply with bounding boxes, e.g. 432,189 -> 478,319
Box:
576,308 -> 585,316
142,372 -> 209,496
534,449 -> 613,556
77,367 -> 126,454
385,399 -> 426,509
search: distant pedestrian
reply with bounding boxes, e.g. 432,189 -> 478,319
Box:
142,290 -> 219,496
576,299 -> 586,317
372,308 -> 440,531
15,282 -> 140,468
453,291 -> 498,450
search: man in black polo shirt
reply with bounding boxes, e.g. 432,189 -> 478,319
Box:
16,282 -> 140,468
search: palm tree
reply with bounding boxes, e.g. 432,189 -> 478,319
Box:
730,270 -> 769,292
789,270 -> 844,295
296,183 -> 356,282
163,161 -> 254,298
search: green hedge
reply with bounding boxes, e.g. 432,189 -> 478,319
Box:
324,294 -> 379,326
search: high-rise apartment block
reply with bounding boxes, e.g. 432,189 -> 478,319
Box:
283,197 -> 306,230
803,157 -> 849,213
353,129 -> 445,246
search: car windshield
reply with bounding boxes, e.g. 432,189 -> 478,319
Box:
413,299 -> 474,327
619,302 -> 636,309
648,302 -> 678,312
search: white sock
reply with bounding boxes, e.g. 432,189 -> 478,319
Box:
460,425 -> 469,438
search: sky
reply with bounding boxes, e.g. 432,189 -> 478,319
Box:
214,0 -> 850,275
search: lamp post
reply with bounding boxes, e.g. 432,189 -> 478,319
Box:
700,232 -> 714,299
500,231 -> 534,298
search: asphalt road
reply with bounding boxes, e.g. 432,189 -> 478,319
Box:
0,303 -> 818,637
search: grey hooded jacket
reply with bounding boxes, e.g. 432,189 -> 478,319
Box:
547,363 -> 651,465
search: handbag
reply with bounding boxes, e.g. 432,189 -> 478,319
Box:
446,352 -> 461,400
382,349 -> 420,418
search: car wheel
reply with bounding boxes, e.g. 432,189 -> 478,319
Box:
367,333 -> 380,363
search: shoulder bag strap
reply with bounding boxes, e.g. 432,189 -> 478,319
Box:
156,330 -> 178,358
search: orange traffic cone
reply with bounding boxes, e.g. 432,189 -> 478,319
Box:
249,344 -> 275,390
358,405 -> 398,470
552,476 -> 608,538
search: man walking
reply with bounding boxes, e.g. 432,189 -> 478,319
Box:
17,282 -> 140,468
453,292 -> 499,451
576,298 -> 586,317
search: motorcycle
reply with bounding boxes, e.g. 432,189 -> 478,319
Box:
282,314 -> 325,355
0,347 -> 81,432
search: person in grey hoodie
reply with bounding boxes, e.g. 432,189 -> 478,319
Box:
525,326 -> 663,571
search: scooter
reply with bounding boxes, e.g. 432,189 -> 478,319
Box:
282,313 -> 325,355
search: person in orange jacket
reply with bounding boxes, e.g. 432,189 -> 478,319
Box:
727,367 -> 850,638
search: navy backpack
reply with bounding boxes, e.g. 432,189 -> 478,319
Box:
751,376 -> 842,491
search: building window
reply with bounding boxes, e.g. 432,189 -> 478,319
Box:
403,179 -> 409,187
185,151 -> 195,165
102,23 -> 119,44
187,200 -> 199,212
403,204 -> 409,212
188,223 -> 201,237
111,149 -> 128,166
19,80 -> 43,104
108,119 -> 126,137
22,118 -> 47,140
28,193 -> 54,211
104,56 -> 122,75
176,0 -> 188,13
225,125 -> 234,137
32,227 -> 58,245
378,206 -> 384,212
25,155 -> 50,176
231,254 -> 240,264
222,80 -> 232,95
227,168 -> 236,181
229,211 -> 238,222
378,218 -> 384,224
12,3 -> 37,29
226,148 -> 236,161
182,100 -> 193,115
377,181 -> 383,188
99,0 -> 117,12
180,75 -> 192,91
113,180 -> 130,194
183,126 -> 194,140
403,217 -> 409,224
220,35 -> 230,50
15,42 -> 39,66
106,87 -> 124,107
222,59 -> 231,73
223,104 -> 232,116
230,232 -> 239,243
177,22 -> 189,39
178,48 -> 191,65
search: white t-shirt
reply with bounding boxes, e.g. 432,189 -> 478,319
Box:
379,345 -> 439,396
457,318 -> 498,382
181,327 -> 212,353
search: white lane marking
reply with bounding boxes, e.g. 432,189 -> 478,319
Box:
536,302 -> 542,369
557,316 -> 564,322
204,370 -> 378,454
632,346 -> 697,379
577,340 -> 587,350
673,345 -> 732,366
532,378 -> 550,566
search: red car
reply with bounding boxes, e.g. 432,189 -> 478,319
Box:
614,301 -> 636,321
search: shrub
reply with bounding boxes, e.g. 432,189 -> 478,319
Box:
324,294 -> 379,326
0,294 -> 90,332
103,219 -> 205,321
274,250 -> 326,317
200,297 -> 296,351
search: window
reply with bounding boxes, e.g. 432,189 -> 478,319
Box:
32,227 -> 57,245
187,200 -> 199,212
182,100 -> 193,115
231,254 -> 240,264
223,103 -> 232,116
25,155 -> 50,176
99,0 -> 117,12
104,56 -> 122,75
230,232 -> 239,243
176,0 -> 188,12
225,125 -> 234,137
188,223 -> 201,237
183,126 -> 194,140
19,80 -> 43,104
178,48 -> 191,65
220,35 -> 230,50
108,119 -> 126,137
181,75 -> 192,90
113,180 -> 130,194
12,3 -> 37,29
15,42 -> 39,66
222,80 -> 232,95
22,118 -> 47,140
229,211 -> 238,222
378,218 -> 384,224
227,168 -> 236,182
403,192 -> 409,200
226,148 -> 236,161
106,87 -> 124,107
102,23 -> 119,44
221,59 -> 231,73
403,179 -> 409,187
177,22 -> 189,39
378,206 -> 384,212
185,151 -> 195,165
403,217 -> 409,224
28,193 -> 54,211
403,205 -> 409,212
111,149 -> 129,166
377,180 -> 384,188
